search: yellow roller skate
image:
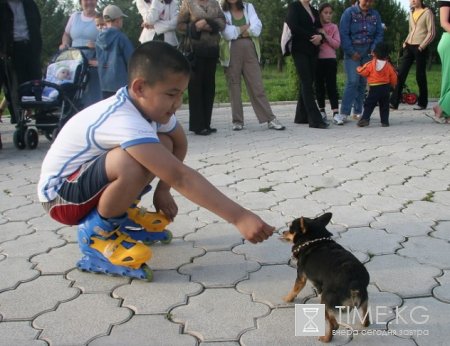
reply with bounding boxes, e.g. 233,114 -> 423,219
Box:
77,209 -> 153,281
123,202 -> 173,245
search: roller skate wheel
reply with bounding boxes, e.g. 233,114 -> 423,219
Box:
161,230 -> 173,245
142,264 -> 153,282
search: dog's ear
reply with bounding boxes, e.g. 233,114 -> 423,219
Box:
317,212 -> 332,227
300,217 -> 308,234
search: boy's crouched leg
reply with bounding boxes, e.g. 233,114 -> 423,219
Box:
77,208 -> 154,281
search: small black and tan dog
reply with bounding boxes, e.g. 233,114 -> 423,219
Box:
281,212 -> 370,342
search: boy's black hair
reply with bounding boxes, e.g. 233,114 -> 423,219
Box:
128,41 -> 191,86
373,42 -> 390,60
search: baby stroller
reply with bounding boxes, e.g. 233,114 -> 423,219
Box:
13,48 -> 89,149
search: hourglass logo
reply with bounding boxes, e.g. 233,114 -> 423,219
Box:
295,304 -> 325,336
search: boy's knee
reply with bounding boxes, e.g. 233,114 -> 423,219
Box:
106,148 -> 150,181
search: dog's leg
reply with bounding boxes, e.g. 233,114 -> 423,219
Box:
283,273 -> 307,302
359,299 -> 370,327
319,308 -> 338,343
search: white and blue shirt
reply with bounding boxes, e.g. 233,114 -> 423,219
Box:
38,87 -> 177,202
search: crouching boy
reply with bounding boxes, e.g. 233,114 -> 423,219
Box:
38,41 -> 274,280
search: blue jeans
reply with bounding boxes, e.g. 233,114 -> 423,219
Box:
340,49 -> 371,116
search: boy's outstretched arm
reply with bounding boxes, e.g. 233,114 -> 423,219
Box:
126,141 -> 275,243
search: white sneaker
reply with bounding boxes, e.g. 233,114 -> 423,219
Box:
320,111 -> 327,122
232,123 -> 244,131
268,118 -> 286,130
333,114 -> 344,125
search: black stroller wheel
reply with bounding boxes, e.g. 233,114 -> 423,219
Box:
13,129 -> 26,150
24,128 -> 39,149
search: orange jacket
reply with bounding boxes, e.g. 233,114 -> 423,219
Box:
357,58 -> 398,88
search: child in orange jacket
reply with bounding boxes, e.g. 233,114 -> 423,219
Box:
356,42 -> 398,127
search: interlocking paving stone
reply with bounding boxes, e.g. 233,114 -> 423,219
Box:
0,231 -> 65,258
149,239 -> 205,270
168,214 -> 206,238
56,226 -> 77,243
273,199 -> 327,220
405,176 -> 449,192
33,293 -> 131,346
402,201 -> 450,222
270,182 -> 312,199
340,180 -> 385,195
0,221 -> 34,243
184,223 -> 243,251
434,270 -> 450,303
431,221 -> 450,241
2,203 -> 45,222
179,252 -> 260,288
398,236 -> 450,268
113,270 -> 202,314
235,192 -> 279,210
27,214 -> 63,231
352,195 -> 404,213
172,288 -> 269,342
0,276 -> 78,320
2,104 -> 450,344
372,213 -> 433,237
328,205 -> 379,228
89,315 -> 197,346
307,187 -> 357,206
67,268 -> 130,293
232,237 -> 291,265
0,194 -> 32,212
433,191 -> 450,206
366,255 -> 441,297
0,321 -> 47,346
31,243 -> 78,274
337,227 -> 404,256
240,307 -> 351,346
348,334 -> 416,345
380,184 -> 427,202
388,297 -> 450,345
0,257 -> 40,292
386,164 -> 427,178
236,264 -> 316,307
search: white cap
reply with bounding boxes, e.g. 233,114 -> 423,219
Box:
103,5 -> 128,21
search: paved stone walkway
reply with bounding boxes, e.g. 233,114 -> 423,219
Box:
0,103 -> 449,346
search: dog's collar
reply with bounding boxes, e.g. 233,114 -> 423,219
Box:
292,237 -> 333,257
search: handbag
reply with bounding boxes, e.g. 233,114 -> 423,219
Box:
281,22 -> 292,57
178,27 -> 196,68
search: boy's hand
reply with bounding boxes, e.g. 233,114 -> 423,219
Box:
153,186 -> 178,221
235,211 -> 275,244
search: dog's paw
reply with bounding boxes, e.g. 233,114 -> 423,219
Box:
318,335 -> 332,343
282,295 -> 295,303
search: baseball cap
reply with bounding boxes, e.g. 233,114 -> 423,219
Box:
103,5 -> 128,21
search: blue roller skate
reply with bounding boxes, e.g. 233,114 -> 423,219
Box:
77,209 -> 153,281
122,201 -> 173,245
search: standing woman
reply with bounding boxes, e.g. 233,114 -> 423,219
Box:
220,0 -> 285,131
136,0 -> 179,46
337,0 -> 383,125
177,0 -> 225,136
286,0 -> 328,129
59,0 -> 102,108
390,0 -> 435,110
433,0 -> 450,121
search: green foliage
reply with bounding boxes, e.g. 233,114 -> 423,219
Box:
212,61 -> 442,103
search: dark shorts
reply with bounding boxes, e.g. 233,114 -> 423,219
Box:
42,153 -> 109,225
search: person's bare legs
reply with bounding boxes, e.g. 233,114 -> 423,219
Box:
97,147 -> 153,218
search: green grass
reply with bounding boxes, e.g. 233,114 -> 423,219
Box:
212,62 -> 442,104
